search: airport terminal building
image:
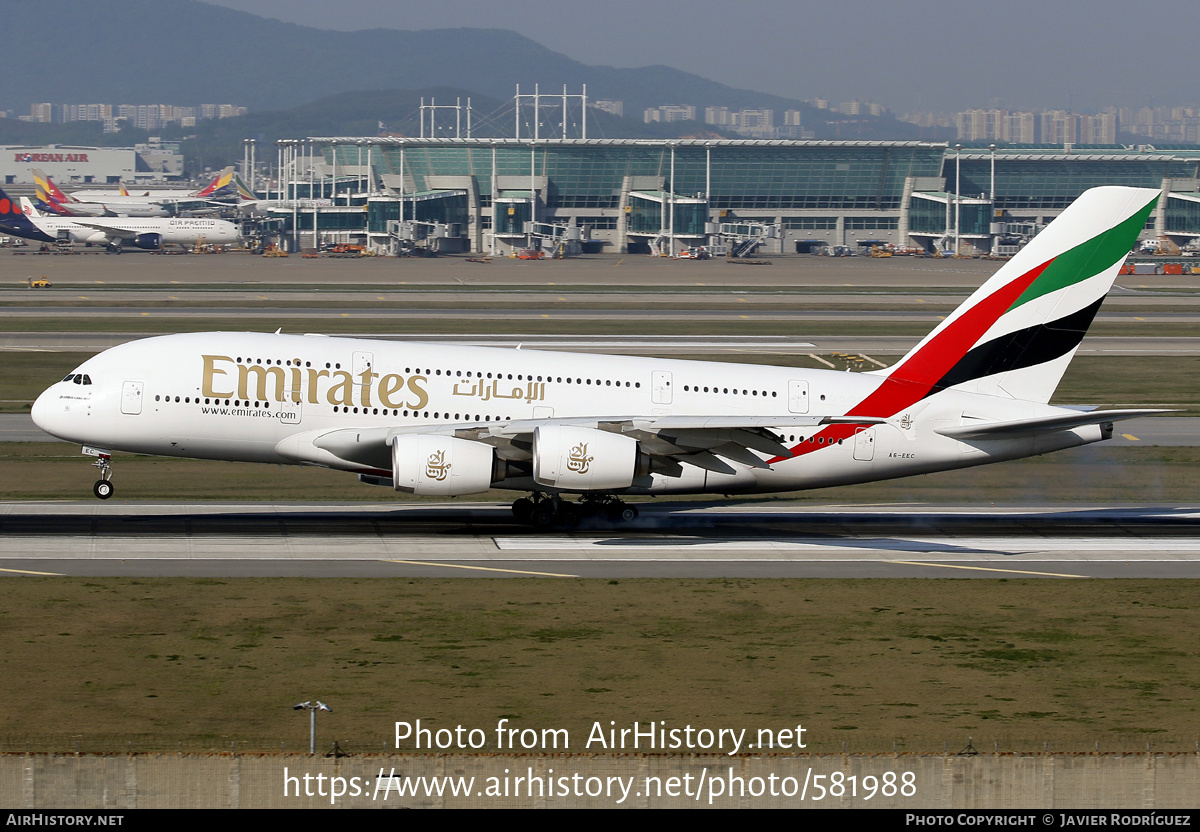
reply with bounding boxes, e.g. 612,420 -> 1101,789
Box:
273,138 -> 1200,255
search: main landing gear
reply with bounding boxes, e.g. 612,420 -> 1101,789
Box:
92,453 -> 114,500
511,493 -> 639,527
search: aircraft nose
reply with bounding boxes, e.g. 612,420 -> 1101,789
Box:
31,384 -> 68,439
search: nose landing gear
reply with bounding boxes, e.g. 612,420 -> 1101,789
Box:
90,451 -> 114,500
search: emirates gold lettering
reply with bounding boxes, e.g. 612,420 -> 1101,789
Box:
288,366 -> 303,403
406,376 -> 429,410
201,355 -> 433,411
425,450 -> 451,481
238,364 -> 285,401
379,374 -> 406,408
567,442 -> 593,474
201,355 -> 234,398
326,371 -> 354,406
306,368 -> 329,404
358,370 -> 378,408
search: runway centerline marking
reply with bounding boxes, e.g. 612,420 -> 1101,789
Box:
382,559 -> 579,578
0,567 -> 64,576
887,561 -> 1088,578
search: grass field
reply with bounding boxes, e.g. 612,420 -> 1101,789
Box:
0,578 -> 1195,754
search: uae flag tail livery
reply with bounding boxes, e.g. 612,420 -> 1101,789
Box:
869,186 -> 1159,409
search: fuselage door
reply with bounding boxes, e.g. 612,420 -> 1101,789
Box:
651,371 -> 673,405
352,351 -> 374,401
120,380 -> 143,415
853,427 -> 875,461
283,366 -> 303,425
788,380 -> 810,414
352,351 -> 374,381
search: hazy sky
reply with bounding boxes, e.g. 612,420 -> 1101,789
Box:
205,0 -> 1200,113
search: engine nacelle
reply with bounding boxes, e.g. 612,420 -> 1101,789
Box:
133,232 -> 163,250
533,425 -> 646,491
392,434 -> 499,496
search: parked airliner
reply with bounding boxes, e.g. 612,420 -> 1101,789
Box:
32,167 -> 238,218
31,187 -> 1163,524
0,187 -> 240,252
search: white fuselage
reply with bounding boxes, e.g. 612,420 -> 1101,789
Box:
26,215 -> 239,247
71,189 -> 196,200
31,332 -> 1105,497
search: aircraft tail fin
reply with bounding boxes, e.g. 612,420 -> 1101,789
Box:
875,186 -> 1158,404
0,188 -> 26,223
0,187 -> 54,243
232,172 -> 258,201
31,169 -> 76,205
195,166 -> 236,198
30,196 -> 67,216
119,182 -> 130,197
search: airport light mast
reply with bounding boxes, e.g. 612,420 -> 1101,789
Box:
293,700 -> 332,755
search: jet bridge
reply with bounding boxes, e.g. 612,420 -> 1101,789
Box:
386,220 -> 466,255
524,221 -> 588,257
708,220 -> 781,258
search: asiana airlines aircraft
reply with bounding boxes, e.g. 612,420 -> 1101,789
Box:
31,186 -> 1165,525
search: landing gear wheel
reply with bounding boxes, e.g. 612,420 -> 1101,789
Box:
512,497 -> 533,522
619,505 -> 638,522
559,505 -> 580,527
93,480 -> 114,500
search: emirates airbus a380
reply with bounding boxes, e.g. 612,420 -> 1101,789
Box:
32,187 -> 1164,525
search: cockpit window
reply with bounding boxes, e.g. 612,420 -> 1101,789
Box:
73,375 -> 83,385
82,375 -> 92,385
62,374 -> 75,383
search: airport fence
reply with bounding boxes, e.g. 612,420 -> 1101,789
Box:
2,750 -> 1199,808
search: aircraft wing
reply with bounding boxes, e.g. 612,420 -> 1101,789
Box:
68,220 -> 138,240
935,409 -> 1171,440
298,414 -> 886,476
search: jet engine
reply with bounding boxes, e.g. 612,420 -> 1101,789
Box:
392,434 -> 502,496
133,233 -> 163,250
532,425 -> 649,491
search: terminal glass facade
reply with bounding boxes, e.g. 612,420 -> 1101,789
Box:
1165,195 -> 1200,235
956,154 -> 1200,210
307,139 -> 1200,253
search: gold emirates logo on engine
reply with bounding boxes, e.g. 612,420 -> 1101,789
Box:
201,355 -> 429,410
566,442 -> 594,474
425,450 -> 451,481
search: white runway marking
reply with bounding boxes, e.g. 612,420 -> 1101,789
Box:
492,536 -> 1200,560
382,559 -> 580,577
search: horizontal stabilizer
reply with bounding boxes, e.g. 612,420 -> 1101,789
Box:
935,409 -> 1171,440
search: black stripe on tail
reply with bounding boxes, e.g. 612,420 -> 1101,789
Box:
930,297 -> 1104,393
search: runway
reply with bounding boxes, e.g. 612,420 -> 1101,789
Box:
2,501 -> 1199,578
